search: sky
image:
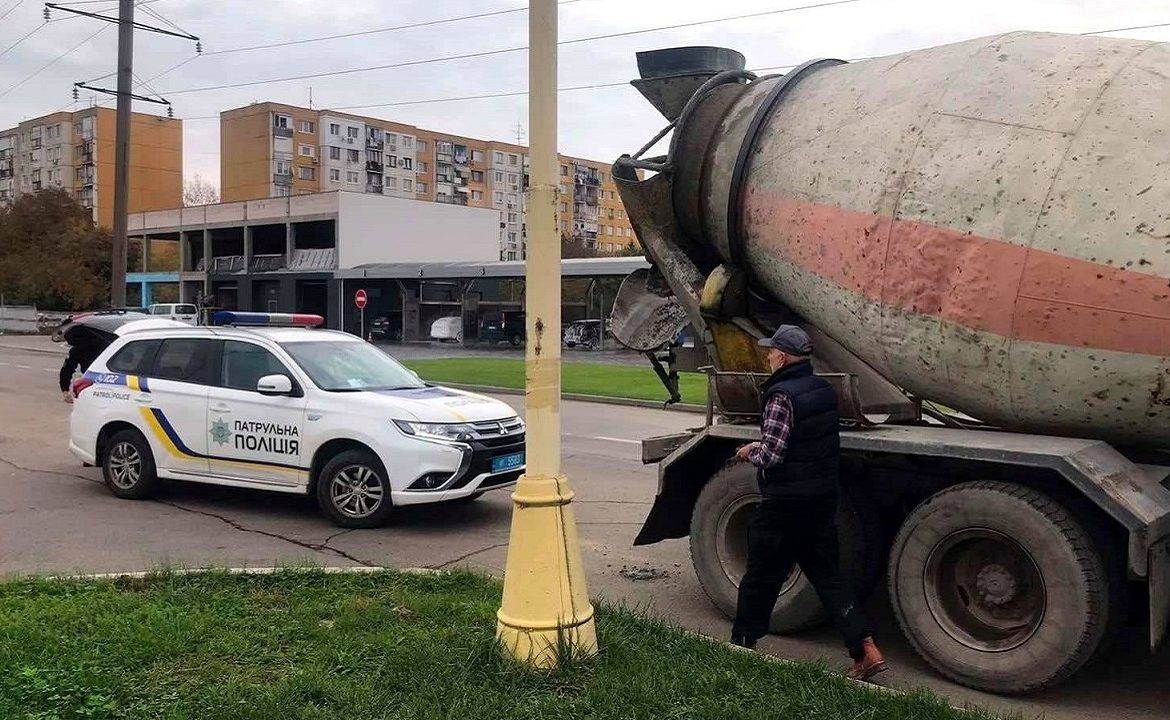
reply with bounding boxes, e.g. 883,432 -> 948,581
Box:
1,0 -> 1168,190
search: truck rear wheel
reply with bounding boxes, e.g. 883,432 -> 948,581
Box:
689,461 -> 883,634
888,481 -> 1112,694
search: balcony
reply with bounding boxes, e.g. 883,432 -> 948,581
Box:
273,173 -> 292,186
435,194 -> 467,206
210,255 -> 246,274
249,254 -> 286,272
273,125 -> 293,138
365,160 -> 384,173
366,183 -> 384,194
367,137 -> 384,150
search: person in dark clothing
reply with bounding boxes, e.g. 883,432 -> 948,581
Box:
59,341 -> 101,403
731,324 -> 887,681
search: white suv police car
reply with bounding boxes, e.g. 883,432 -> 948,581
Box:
68,312 -> 525,528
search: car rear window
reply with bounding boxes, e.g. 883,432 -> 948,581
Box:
151,338 -> 214,384
176,304 -> 197,314
107,339 -> 162,375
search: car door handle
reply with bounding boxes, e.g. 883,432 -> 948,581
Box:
211,404 -> 232,414
135,396 -> 152,404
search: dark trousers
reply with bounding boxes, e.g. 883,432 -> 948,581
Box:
731,493 -> 871,659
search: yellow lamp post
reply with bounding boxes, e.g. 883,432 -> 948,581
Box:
495,0 -> 598,667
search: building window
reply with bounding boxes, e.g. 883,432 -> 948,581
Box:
560,202 -> 567,213
401,158 -> 412,170
275,160 -> 292,175
346,171 -> 359,184
494,191 -> 504,204
561,220 -> 568,233
625,227 -> 633,237
273,114 -> 291,129
329,168 -> 340,181
402,136 -> 413,149
471,190 -> 483,200
494,171 -> 504,183
403,178 -> 413,192
417,161 -> 428,173
386,177 -> 398,190
507,212 -> 518,223
346,126 -> 359,139
328,146 -> 340,160
417,181 -> 427,193
386,155 -> 397,168
274,184 -> 291,197
494,151 -> 504,164
329,123 -> 340,135
386,133 -> 397,147
436,141 -> 453,154
299,167 -> 315,180
508,154 -> 518,166
507,193 -> 517,206
607,226 -> 615,236
471,170 -> 483,182
417,140 -> 427,152
558,183 -> 567,194
347,149 -> 359,163
298,144 -> 316,157
299,120 -> 316,134
471,150 -> 484,162
560,165 -> 568,176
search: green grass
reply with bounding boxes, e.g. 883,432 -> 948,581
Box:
0,569 -> 996,720
404,358 -> 708,405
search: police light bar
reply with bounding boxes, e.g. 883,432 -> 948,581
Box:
212,311 -> 324,327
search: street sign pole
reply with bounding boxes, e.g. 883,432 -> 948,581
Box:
496,0 -> 597,667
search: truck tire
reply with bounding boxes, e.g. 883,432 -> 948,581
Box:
888,481 -> 1112,694
689,461 -> 883,634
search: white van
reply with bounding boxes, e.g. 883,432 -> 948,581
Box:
148,303 -> 198,326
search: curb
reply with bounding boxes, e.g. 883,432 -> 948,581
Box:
35,566 -> 448,581
443,382 -> 705,414
0,342 -> 65,356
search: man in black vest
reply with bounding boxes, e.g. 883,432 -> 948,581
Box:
731,324 -> 887,681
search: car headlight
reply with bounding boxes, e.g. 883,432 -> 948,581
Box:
393,420 -> 476,443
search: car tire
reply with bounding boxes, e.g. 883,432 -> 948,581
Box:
689,461 -> 884,634
888,481 -> 1113,694
316,449 -> 394,528
508,332 -> 522,347
456,330 -> 464,343
101,429 -> 161,499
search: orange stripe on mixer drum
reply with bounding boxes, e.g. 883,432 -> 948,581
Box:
746,196 -> 1170,356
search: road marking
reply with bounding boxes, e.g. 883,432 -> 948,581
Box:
569,434 -> 641,445
15,364 -> 30,369
43,368 -> 56,373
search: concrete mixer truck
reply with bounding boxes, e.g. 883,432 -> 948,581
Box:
608,32 -> 1170,694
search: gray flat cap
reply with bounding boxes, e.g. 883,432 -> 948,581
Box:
758,324 -> 812,356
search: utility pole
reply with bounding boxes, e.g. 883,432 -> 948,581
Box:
50,2 -> 198,307
109,0 -> 134,307
496,0 -> 597,667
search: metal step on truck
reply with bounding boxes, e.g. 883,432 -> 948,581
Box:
607,34 -> 1170,694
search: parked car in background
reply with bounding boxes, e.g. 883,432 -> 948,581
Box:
370,315 -> 401,342
149,303 -> 198,326
480,311 -> 524,346
564,319 -> 601,349
429,316 -> 463,343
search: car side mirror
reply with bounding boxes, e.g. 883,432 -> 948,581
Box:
257,374 -> 293,395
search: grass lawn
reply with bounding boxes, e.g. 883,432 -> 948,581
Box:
404,358 -> 708,405
0,570 -> 995,720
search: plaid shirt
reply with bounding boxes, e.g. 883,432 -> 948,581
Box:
748,392 -> 794,469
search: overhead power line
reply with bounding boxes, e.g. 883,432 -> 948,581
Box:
202,0 -> 589,57
0,21 -> 109,99
1082,21 -> 1170,35
158,0 -> 864,96
0,0 -> 28,23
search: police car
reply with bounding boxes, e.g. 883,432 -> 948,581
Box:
68,312 -> 526,528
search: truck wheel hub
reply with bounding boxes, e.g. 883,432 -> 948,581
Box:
975,563 -> 1017,606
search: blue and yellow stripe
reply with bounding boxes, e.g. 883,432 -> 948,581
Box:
138,407 -> 305,475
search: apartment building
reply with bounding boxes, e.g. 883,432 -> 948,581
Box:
0,107 -> 181,228
220,102 -> 634,260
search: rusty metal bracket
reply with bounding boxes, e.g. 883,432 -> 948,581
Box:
725,58 -> 846,265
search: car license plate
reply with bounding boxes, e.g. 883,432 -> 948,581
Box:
491,452 -> 524,473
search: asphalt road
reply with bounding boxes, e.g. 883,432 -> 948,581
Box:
2,338 -> 1168,720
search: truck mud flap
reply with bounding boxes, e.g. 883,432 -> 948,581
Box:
1151,535 -> 1170,652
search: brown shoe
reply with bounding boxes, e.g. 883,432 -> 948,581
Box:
846,637 -> 888,681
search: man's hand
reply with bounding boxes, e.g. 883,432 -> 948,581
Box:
62,390 -> 73,404
735,442 -> 760,462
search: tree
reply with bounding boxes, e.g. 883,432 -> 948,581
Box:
618,241 -> 643,257
561,233 -> 598,259
183,173 -> 219,206
0,189 -> 139,310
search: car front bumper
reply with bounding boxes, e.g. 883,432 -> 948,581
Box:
391,433 -> 525,506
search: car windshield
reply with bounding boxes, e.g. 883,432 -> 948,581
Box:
280,340 -> 425,392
